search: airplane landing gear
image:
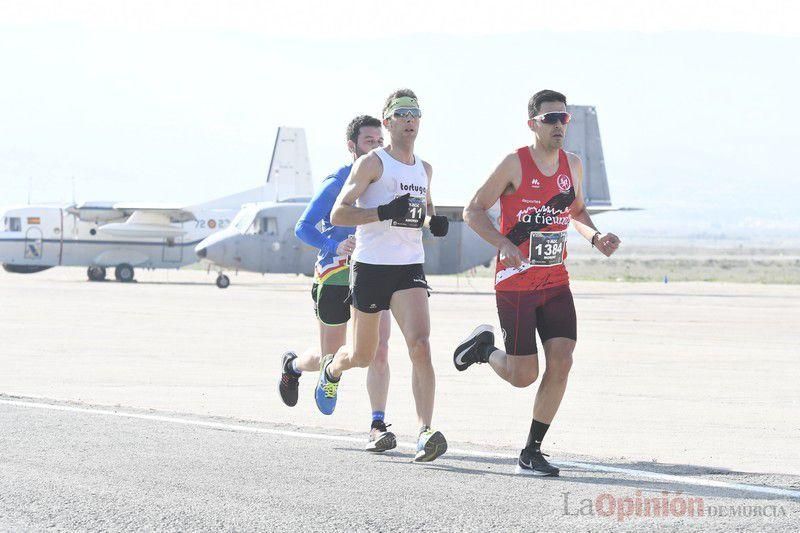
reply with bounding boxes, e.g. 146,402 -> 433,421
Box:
216,274 -> 230,289
87,266 -> 106,282
115,263 -> 135,283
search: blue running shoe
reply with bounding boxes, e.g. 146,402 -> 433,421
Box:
414,426 -> 447,462
314,354 -> 339,415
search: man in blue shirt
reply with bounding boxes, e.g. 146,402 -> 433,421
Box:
280,115 -> 395,452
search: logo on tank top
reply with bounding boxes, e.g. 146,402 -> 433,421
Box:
516,205 -> 570,226
531,178 -> 541,189
399,182 -> 427,195
557,174 -> 572,193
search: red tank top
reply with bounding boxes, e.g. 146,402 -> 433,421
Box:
494,147 -> 575,291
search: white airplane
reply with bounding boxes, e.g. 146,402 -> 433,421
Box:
0,127 -> 312,282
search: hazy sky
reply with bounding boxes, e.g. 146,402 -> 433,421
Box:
1,1 -> 798,239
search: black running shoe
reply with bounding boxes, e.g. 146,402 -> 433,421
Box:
365,420 -> 397,453
453,325 -> 495,371
278,351 -> 300,407
515,448 -> 560,477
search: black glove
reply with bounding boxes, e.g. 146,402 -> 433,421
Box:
429,215 -> 449,237
377,193 -> 411,221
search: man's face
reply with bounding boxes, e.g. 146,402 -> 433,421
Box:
383,110 -> 420,143
351,126 -> 384,157
529,100 -> 568,149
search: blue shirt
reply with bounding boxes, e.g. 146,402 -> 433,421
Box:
294,164 -> 355,283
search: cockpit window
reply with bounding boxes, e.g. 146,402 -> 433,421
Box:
256,217 -> 277,236
4,217 -> 21,232
232,209 -> 256,233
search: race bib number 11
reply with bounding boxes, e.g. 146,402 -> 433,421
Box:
391,195 -> 426,229
528,231 -> 566,266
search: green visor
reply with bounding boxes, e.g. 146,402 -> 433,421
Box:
384,96 -> 421,119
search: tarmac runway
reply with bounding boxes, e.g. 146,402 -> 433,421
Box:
1,268 -> 799,531
2,397 -> 798,532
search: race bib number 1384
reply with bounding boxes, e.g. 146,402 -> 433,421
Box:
528,231 -> 566,266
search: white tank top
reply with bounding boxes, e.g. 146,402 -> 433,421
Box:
352,148 -> 428,265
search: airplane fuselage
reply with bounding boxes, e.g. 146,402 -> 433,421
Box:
0,204 -> 237,271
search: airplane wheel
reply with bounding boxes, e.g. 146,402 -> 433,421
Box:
87,266 -> 106,281
216,274 -> 230,289
116,264 -> 135,283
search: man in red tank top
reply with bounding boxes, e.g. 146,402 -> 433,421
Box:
454,90 -> 620,476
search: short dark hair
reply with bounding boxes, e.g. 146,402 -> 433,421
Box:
528,90 -> 567,118
346,115 -> 382,144
382,88 -> 418,118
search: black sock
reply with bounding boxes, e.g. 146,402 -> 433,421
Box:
525,419 -> 549,452
324,363 -> 340,383
478,343 -> 496,363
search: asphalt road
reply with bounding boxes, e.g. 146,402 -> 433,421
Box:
2,398 -> 798,532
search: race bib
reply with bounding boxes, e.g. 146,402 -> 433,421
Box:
391,195 -> 426,229
528,231 -> 566,266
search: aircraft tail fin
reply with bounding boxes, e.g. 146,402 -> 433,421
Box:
265,127 -> 313,202
565,105 -> 611,208
189,127 -> 313,210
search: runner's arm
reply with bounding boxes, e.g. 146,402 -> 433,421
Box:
568,153 -> 621,256
331,154 -> 383,226
423,161 -> 435,216
463,154 -> 517,248
567,156 -> 600,241
294,176 -> 344,255
464,153 -> 525,267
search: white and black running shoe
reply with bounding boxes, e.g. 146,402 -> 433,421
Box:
278,351 -> 300,407
515,448 -> 560,477
365,421 -> 397,453
453,325 -> 495,371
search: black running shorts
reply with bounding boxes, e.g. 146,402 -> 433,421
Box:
496,284 -> 577,355
311,283 -> 351,326
349,262 -> 429,313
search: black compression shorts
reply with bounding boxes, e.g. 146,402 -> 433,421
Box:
349,262 -> 429,313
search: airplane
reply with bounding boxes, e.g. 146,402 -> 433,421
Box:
0,127 -> 312,282
195,105 -> 633,288
195,200 -> 497,288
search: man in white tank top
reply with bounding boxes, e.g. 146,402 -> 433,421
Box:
314,89 -> 450,463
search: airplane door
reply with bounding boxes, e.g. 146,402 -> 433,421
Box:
24,227 -> 43,260
162,236 -> 183,263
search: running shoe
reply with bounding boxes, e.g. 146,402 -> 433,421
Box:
365,420 -> 397,452
515,448 -> 560,477
414,426 -> 447,462
278,351 -> 300,407
453,324 -> 495,371
314,354 -> 339,415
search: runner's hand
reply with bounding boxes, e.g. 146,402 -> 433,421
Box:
429,215 -> 448,237
595,233 -> 621,257
498,239 -> 525,269
335,235 -> 356,256
377,193 -> 411,221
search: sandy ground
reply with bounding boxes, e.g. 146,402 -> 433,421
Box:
1,266 -> 798,479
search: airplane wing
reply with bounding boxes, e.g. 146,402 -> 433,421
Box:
67,202 -> 197,223
64,203 -> 196,239
586,206 -> 643,215
112,204 -> 196,223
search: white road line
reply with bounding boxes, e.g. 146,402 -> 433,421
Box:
2,397 -> 799,500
